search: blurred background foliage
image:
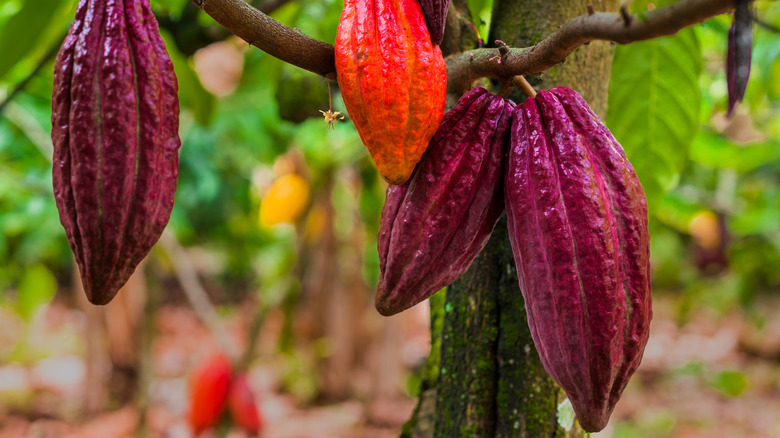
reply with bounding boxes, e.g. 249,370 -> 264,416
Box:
0,0 -> 779,435
0,0 -> 776,322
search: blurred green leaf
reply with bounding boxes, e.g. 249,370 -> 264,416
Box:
769,57 -> 780,102
467,0 -> 492,43
607,28 -> 702,209
16,264 -> 57,320
0,0 -> 63,81
730,189 -> 780,236
690,130 -> 779,172
655,191 -> 706,232
710,370 -> 749,397
294,117 -> 364,170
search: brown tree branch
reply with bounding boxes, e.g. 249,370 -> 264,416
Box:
446,0 -> 733,93
190,0 -> 733,87
191,0 -> 336,80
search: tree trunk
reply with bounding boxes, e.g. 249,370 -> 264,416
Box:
406,0 -> 618,436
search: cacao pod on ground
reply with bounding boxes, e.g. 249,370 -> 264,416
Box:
228,374 -> 264,434
418,0 -> 449,45
376,87 -> 512,316
188,353 -> 233,434
335,0 -> 447,185
51,0 -> 180,305
504,87 -> 651,433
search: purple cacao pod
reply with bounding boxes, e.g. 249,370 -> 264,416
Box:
51,0 -> 180,305
505,87 -> 651,432
419,0 -> 449,45
726,0 -> 752,117
376,87 -> 512,316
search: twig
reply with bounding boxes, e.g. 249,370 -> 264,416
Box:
190,0 -> 732,92
159,230 -> 240,360
134,269 -> 158,438
619,5 -> 633,26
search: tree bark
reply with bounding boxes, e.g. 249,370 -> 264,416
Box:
410,0 -> 619,436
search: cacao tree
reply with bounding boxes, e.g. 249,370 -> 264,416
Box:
1,0 -> 776,435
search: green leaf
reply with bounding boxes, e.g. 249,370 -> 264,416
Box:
690,130 -> 780,172
655,191 -> 707,232
556,398 -> 575,431
607,28 -> 702,210
467,0 -> 493,43
731,189 -> 780,236
0,0 -> 64,81
16,264 -> 57,320
710,370 -> 749,397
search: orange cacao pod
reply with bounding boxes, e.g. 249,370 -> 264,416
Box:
505,87 -> 651,432
335,0 -> 447,185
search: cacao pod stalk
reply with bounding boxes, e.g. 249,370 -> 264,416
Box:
51,0 -> 180,304
376,87 -> 512,316
505,87 -> 652,433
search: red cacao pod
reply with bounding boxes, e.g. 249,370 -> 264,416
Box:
376,87 -> 512,316
51,0 -> 180,305
228,374 -> 263,434
188,353 -> 233,433
335,0 -> 447,185
419,0 -> 449,45
505,87 -> 651,432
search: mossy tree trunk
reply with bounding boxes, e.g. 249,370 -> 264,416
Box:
405,1 -> 618,437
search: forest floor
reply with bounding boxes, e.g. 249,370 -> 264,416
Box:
1,292 -> 780,438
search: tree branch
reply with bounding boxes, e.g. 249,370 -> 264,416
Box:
190,0 -> 336,80
190,0 -> 733,87
446,0 -> 734,93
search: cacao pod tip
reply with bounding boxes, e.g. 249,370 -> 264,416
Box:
85,290 -> 117,306
381,170 -> 413,186
80,268 -> 128,306
569,398 -> 614,433
374,288 -> 402,316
